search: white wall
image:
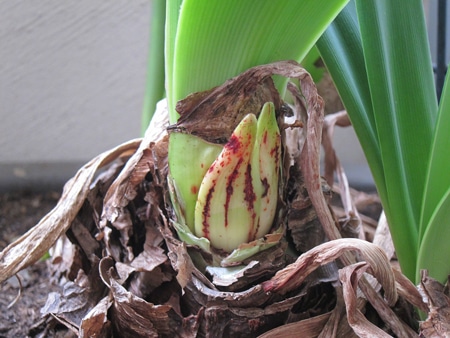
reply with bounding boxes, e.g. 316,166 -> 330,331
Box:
0,0 -> 151,191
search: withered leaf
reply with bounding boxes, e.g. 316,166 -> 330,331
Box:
42,259 -> 106,333
419,271 -> 450,337
0,139 -> 141,283
79,296 -> 112,338
173,60 -> 318,144
109,278 -> 200,338
339,262 -> 392,338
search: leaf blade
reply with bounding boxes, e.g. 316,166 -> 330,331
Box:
417,187 -> 450,283
420,74 -> 450,242
355,0 -> 437,280
168,0 -> 349,122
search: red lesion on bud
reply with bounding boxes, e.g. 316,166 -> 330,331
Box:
270,141 -> 280,158
262,130 -> 268,144
226,134 -> 242,154
224,159 -> 243,228
244,164 -> 258,241
244,164 -> 257,210
191,185 -> 198,194
261,177 -> 269,198
270,137 -> 281,168
201,183 -> 216,239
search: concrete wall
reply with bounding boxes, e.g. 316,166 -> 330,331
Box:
0,0 -> 150,191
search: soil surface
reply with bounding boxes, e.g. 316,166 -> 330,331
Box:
0,190 -> 65,338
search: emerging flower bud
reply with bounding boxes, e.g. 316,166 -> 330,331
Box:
194,102 -> 281,252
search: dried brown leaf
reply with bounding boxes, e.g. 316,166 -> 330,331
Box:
318,287 -> 350,338
262,238 -> 397,307
0,139 -> 141,283
79,296 -> 112,338
322,110 -> 351,187
322,110 -> 364,240
174,69 -> 283,144
290,78 -> 351,265
419,271 -> 450,337
258,312 -> 331,338
354,265 -> 419,337
393,268 -> 428,313
340,262 -> 392,337
373,211 -> 396,261
109,273 -> 200,338
41,258 -> 106,334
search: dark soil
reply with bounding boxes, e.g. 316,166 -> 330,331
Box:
0,191 -> 64,338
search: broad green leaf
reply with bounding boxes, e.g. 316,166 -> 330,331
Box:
317,1 -> 386,205
168,0 -> 349,123
417,187 -> 450,283
355,0 -> 437,280
319,0 -> 437,280
420,74 -> 450,243
141,0 -> 166,135
165,0 -> 183,116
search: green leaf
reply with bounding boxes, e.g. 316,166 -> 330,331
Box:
417,187 -> 450,283
420,74 -> 450,243
319,0 -> 437,281
141,0 -> 166,135
355,0 -> 437,280
167,0 -> 349,123
317,1 -> 386,203
165,0 -> 183,117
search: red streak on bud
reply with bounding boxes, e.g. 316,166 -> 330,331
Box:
270,138 -> 281,168
261,177 -> 269,198
263,130 -> 268,144
244,164 -> 256,208
191,185 -> 198,194
226,134 -> 242,154
201,185 -> 215,239
224,159 -> 242,227
270,144 -> 279,157
244,164 -> 258,240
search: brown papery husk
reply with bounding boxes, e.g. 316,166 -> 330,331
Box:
0,61 -> 432,337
